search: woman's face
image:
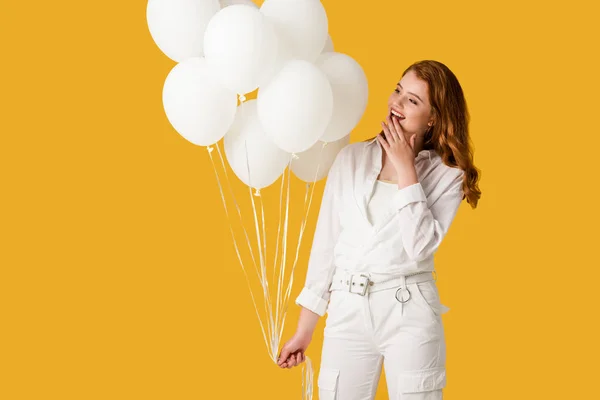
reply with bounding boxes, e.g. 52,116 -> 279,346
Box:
387,70 -> 434,140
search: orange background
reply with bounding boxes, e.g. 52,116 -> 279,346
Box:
1,0 -> 599,398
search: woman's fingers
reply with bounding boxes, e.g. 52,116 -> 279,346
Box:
377,131 -> 389,150
294,351 -> 306,366
287,354 -> 296,368
293,352 -> 303,367
284,354 -> 292,369
278,351 -> 307,369
278,345 -> 291,366
391,115 -> 404,142
381,120 -> 393,146
385,115 -> 397,142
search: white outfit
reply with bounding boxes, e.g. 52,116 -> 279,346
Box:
367,179 -> 404,226
294,137 -> 465,400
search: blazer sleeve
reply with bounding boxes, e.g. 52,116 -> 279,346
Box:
390,168 -> 465,262
294,147 -> 346,317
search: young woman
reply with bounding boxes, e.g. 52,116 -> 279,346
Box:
277,60 -> 481,400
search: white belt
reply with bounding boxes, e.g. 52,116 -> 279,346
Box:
329,269 -> 435,297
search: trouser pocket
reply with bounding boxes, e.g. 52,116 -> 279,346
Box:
414,281 -> 443,318
397,366 -> 446,399
318,368 -> 340,400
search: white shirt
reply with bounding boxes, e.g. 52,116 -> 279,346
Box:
367,180 -> 402,226
295,137 -> 466,317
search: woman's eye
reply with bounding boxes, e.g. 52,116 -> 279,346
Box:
395,88 -> 417,104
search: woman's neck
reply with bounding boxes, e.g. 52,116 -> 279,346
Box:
377,136 -> 425,182
378,156 -> 397,181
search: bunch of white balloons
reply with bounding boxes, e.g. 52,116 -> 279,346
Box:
147,0 -> 368,189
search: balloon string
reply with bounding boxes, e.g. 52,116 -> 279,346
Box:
244,138 -> 278,359
274,156 -> 292,356
277,164 -> 307,340
278,143 -> 325,341
210,138 -> 324,398
302,355 -> 314,400
248,183 -> 277,357
259,190 -> 273,350
207,144 -> 270,354
291,143 -> 327,400
214,140 -> 273,357
272,167 -> 286,287
215,141 -> 271,347
214,142 -> 260,282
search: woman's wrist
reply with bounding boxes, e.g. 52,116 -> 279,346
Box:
296,307 -> 319,337
395,165 -> 418,189
296,327 -> 314,339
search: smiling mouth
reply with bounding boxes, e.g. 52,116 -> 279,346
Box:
390,109 -> 405,120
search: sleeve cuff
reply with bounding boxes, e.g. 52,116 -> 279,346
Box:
295,287 -> 328,317
392,182 -> 427,210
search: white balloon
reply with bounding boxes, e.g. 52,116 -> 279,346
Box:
224,100 -> 290,189
261,32 -> 333,90
260,0 -> 328,63
322,34 -> 334,53
204,5 -> 278,94
256,40 -> 294,89
147,0 -> 220,62
291,135 -> 350,182
257,60 -> 333,154
162,57 -> 237,146
316,52 -> 369,143
219,0 -> 257,8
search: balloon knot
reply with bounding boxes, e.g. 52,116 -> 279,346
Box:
254,188 -> 261,197
322,142 -> 329,148
239,94 -> 246,102
207,146 -> 214,153
291,153 -> 300,160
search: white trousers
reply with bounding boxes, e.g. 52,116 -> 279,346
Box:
318,270 -> 448,400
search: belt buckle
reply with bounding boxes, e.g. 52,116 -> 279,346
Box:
349,274 -> 371,296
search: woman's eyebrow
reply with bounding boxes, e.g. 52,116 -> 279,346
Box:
397,83 -> 423,103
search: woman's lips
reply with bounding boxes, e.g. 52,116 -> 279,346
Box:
390,109 -> 405,120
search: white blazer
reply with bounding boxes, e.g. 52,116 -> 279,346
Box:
295,137 -> 466,317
